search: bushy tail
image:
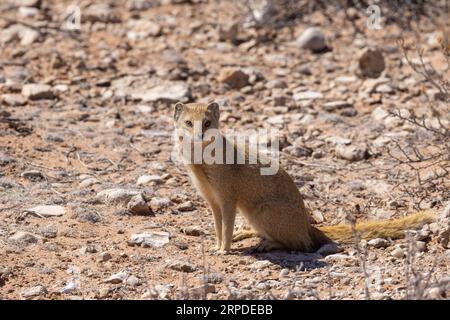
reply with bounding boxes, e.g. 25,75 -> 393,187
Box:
317,212 -> 435,244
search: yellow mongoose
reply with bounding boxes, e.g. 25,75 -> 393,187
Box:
173,102 -> 435,254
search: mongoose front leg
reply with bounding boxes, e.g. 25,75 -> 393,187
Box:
219,202 -> 237,254
209,202 -> 222,250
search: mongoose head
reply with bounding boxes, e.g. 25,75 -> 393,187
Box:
173,102 -> 220,143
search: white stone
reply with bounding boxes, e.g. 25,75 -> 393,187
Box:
297,27 -> 326,52
96,189 -> 140,204
130,81 -> 191,103
21,285 -> 47,299
9,231 -> 39,243
391,247 -> 405,259
25,205 -> 66,217
79,177 -> 99,188
129,231 -> 170,248
136,175 -> 163,186
250,260 -> 272,271
22,84 -> 55,100
293,91 -> 323,101
368,238 -> 390,248
104,271 -> 128,284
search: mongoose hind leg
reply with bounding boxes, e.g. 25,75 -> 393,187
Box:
250,201 -> 315,251
233,228 -> 259,242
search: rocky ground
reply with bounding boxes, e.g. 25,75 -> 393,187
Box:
0,0 -> 449,300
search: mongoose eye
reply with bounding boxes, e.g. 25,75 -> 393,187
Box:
204,120 -> 211,128
185,120 -> 193,127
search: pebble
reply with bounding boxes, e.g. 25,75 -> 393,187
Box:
335,145 -> 369,161
416,241 -> 427,252
98,287 -> 110,298
267,115 -> 285,125
265,79 -> 287,89
21,285 -> 47,299
81,243 -> 100,254
61,281 -> 80,294
372,136 -> 391,148
25,205 -> 66,217
317,243 -> 342,255
375,83 -> 395,93
21,170 -> 45,181
330,272 -> 347,278
357,47 -> 385,78
130,81 -> 191,103
182,226 -> 205,236
96,189 -> 140,205
126,275 -> 141,287
45,134 -> 64,142
250,260 -> 272,271
84,3 -> 119,23
136,174 -> 163,185
177,201 -> 195,212
206,273 -> 224,284
127,193 -> 152,215
0,24 -> 39,46
104,271 -> 128,284
22,84 -> 55,100
371,107 -> 389,123
256,282 -> 268,290
79,177 -> 99,188
0,153 -> 15,166
40,225 -> 58,238
367,238 -> 390,248
166,260 -> 197,273
149,197 -> 172,212
293,91 -> 323,101
325,136 -> 351,146
391,247 -> 405,259
54,84 -> 69,93
127,20 -> 161,40
311,210 -> 324,223
2,94 -> 26,106
279,268 -> 289,278
323,101 -> 353,112
99,251 -> 112,262
128,231 -> 170,248
154,284 -> 173,299
324,253 -> 356,263
426,287 -> 442,299
189,284 -> 216,297
335,76 -> 358,83
416,230 -> 430,241
74,208 -> 102,223
218,68 -> 249,89
218,22 -> 238,43
297,27 -> 326,52
8,231 -> 39,244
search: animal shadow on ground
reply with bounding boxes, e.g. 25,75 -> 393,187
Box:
238,244 -> 329,270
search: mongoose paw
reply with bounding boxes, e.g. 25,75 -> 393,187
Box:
232,229 -> 259,242
217,248 -> 231,255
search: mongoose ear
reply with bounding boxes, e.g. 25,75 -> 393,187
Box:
174,102 -> 184,121
207,102 -> 220,121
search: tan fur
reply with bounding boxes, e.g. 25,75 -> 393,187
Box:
173,102 -> 436,254
318,211 -> 435,243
